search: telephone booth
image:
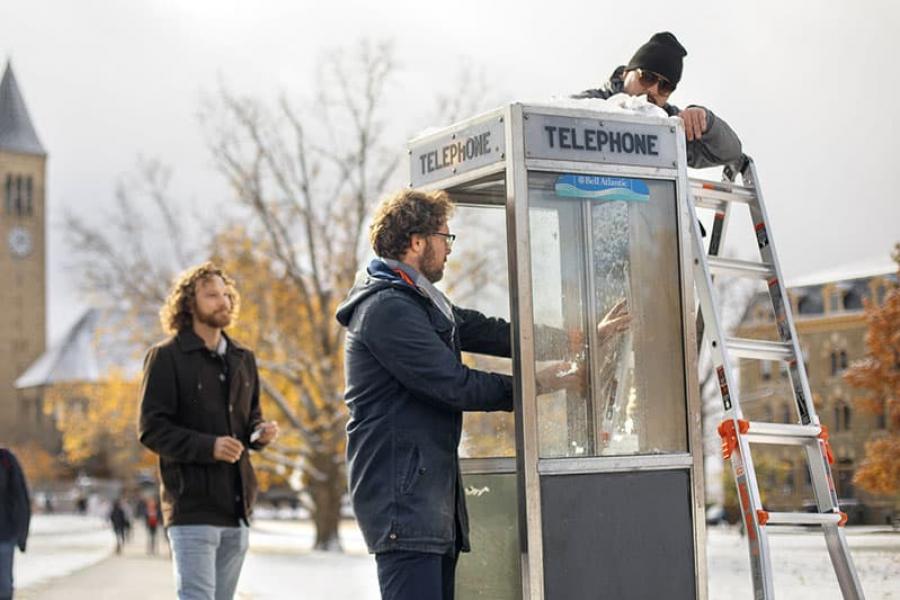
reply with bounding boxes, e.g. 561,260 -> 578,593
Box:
407,102 -> 706,600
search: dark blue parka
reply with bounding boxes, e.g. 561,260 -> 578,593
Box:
335,259 -> 513,555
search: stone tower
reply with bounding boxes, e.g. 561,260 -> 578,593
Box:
0,61 -> 47,443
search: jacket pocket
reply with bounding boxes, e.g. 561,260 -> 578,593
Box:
398,443 -> 423,495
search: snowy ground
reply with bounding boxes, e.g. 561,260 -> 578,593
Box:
15,515 -> 112,589
16,515 -> 899,598
707,524 -> 899,600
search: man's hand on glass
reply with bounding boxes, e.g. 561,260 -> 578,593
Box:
597,298 -> 632,344
536,361 -> 586,396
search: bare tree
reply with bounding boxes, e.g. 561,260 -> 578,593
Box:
64,42 -> 508,552
64,157 -> 210,346
198,39 -> 401,550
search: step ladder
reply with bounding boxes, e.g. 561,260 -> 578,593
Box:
688,157 -> 866,599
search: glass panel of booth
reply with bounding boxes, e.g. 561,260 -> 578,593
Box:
437,176 -> 516,459
528,171 -> 688,458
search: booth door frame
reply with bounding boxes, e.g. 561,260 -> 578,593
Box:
503,103 -> 707,600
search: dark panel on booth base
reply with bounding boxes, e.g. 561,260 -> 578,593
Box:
541,470 -> 696,600
456,473 -> 521,600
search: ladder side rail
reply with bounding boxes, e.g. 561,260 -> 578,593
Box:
741,161 -> 843,512
741,160 -> 818,427
741,161 -> 867,600
688,191 -> 775,599
823,525 -> 867,600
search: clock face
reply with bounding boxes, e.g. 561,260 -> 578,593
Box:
8,226 -> 32,258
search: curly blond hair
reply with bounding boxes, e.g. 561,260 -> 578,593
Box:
159,262 -> 240,335
369,189 -> 455,259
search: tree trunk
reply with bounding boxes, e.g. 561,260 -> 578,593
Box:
309,448 -> 345,552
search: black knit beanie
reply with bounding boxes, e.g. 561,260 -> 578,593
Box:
626,32 -> 687,86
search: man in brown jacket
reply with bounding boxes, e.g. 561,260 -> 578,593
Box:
139,262 -> 278,600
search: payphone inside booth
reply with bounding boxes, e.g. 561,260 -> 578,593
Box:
407,102 -> 706,600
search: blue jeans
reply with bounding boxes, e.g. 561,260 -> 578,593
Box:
167,525 -> 249,600
0,541 -> 14,600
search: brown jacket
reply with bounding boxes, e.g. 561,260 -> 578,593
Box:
138,330 -> 264,527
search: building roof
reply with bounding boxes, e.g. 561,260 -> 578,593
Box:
741,263 -> 897,324
786,259 -> 897,288
15,308 -> 144,388
0,62 -> 46,156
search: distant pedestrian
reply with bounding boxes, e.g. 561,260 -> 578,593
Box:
0,448 -> 31,600
109,498 -> 130,554
143,497 -> 162,555
139,262 -> 278,599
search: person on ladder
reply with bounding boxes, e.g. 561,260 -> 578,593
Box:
574,31 -> 744,169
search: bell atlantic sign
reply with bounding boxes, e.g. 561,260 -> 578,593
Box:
523,113 -> 678,169
409,115 -> 506,188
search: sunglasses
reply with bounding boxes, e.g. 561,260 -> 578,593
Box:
635,68 -> 676,94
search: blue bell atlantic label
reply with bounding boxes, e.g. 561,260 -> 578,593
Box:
554,174 -> 650,202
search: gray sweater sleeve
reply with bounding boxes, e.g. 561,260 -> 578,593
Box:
679,105 -> 743,169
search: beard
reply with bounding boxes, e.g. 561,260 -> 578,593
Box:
195,305 -> 232,329
420,240 -> 445,283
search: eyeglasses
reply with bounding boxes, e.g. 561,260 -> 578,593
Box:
635,68 -> 676,94
429,232 -> 456,249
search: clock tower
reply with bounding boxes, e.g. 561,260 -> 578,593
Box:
0,61 -> 47,443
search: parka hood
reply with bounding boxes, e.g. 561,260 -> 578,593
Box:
335,258 -> 420,327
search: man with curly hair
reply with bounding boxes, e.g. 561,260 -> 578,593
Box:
139,262 -> 278,600
336,190 -> 593,599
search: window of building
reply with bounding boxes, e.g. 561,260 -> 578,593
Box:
830,349 -> 848,376
833,400 -> 852,431
843,290 -> 863,310
14,175 -> 23,214
25,176 -> 33,215
4,174 -> 11,214
782,403 -> 792,423
877,399 -> 887,429
3,174 -> 34,217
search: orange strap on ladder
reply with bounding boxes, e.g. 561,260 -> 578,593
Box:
717,419 -> 750,460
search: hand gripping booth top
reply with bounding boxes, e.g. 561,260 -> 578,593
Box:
408,102 -> 704,600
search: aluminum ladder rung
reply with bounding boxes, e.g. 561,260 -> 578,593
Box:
743,421 -> 821,446
707,256 -> 774,279
689,179 -> 757,210
725,337 -> 794,361
763,512 -> 844,527
689,178 -> 756,196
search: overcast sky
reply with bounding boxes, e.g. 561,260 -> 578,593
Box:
1,0 -> 897,342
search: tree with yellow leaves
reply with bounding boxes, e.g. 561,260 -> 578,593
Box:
44,368 -> 156,479
843,244 -> 900,495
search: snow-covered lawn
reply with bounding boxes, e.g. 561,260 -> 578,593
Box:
15,515 -> 112,589
240,520 -> 899,599
17,515 -> 899,598
707,524 -> 899,599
